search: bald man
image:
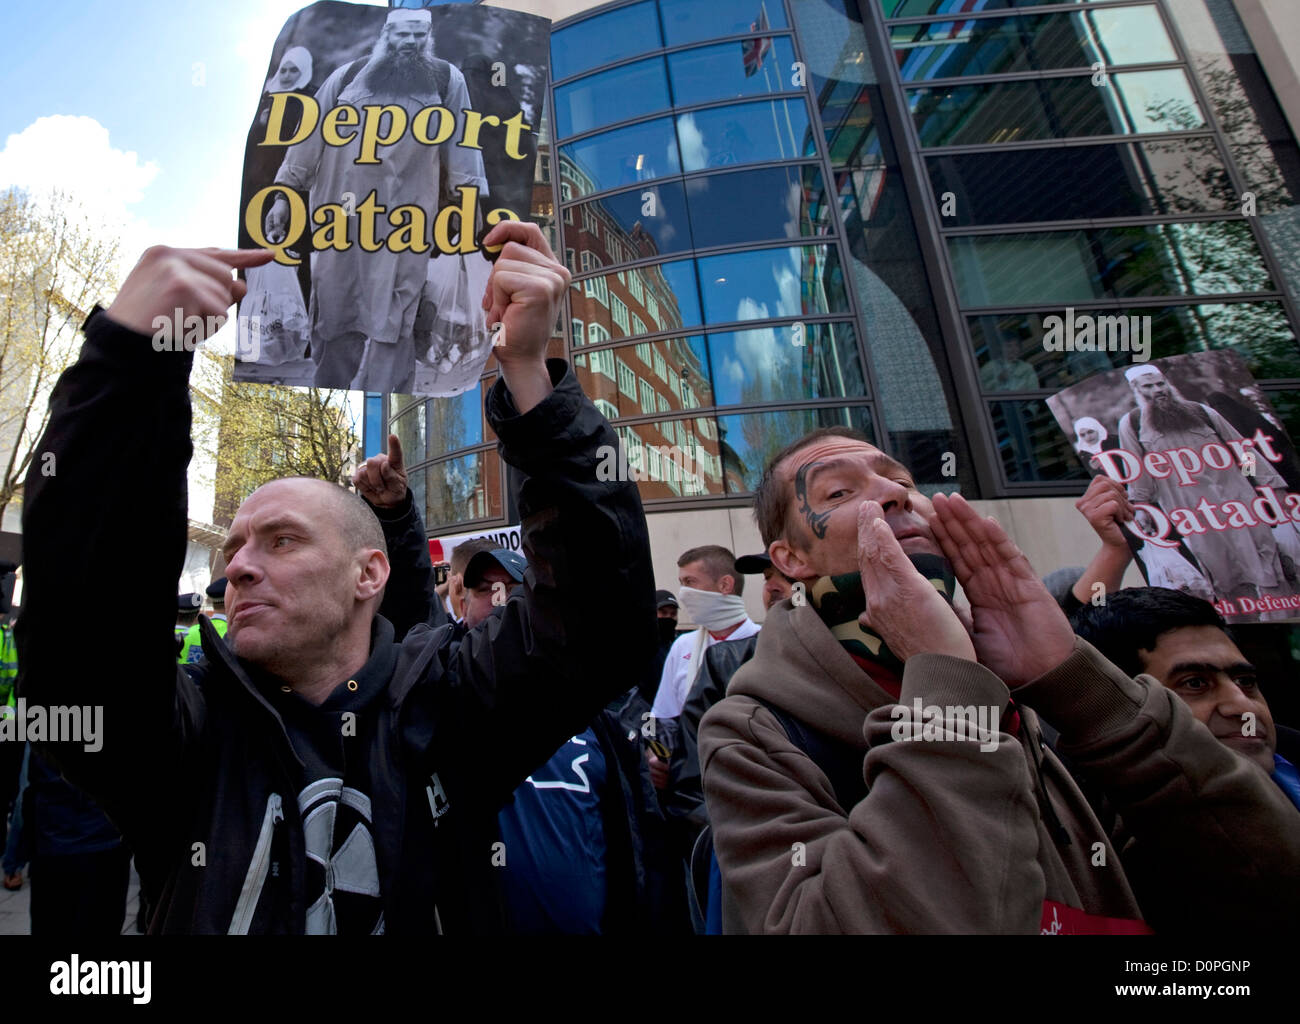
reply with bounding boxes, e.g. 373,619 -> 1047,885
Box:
16,225 -> 656,934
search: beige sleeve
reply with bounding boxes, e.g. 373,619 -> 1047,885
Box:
699,655 -> 1047,934
1015,637 -> 1300,931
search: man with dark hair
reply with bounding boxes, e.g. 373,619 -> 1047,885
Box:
1071,587 -> 1300,809
462,549 -> 526,630
17,222 -> 656,934
698,427 -> 1300,933
735,552 -> 792,612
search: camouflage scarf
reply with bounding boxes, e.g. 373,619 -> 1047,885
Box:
808,553 -> 957,697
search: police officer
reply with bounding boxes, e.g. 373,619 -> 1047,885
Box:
175,593 -> 202,663
181,578 -> 228,665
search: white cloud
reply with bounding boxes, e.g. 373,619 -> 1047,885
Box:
674,114 -> 708,173
0,115 -> 159,234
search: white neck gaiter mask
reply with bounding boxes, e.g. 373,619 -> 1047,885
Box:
677,586 -> 747,632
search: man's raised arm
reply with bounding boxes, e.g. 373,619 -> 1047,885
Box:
15,246 -> 271,843
431,222 -> 658,809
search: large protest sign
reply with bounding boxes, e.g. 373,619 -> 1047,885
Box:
234,1 -> 550,395
1047,350 -> 1300,623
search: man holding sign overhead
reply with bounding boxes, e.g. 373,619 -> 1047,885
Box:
17,222 -> 656,934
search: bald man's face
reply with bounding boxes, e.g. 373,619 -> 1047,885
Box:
769,438 -> 940,581
220,479 -> 388,671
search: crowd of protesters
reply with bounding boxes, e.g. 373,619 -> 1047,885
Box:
2,232 -> 1298,935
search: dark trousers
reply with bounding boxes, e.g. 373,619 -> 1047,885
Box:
0,740 -> 23,827
30,845 -> 130,936
312,329 -> 416,393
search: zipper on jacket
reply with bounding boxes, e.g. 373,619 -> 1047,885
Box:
228,793 -> 284,934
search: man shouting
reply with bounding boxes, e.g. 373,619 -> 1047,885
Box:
16,222 -> 656,934
698,427 -> 1300,933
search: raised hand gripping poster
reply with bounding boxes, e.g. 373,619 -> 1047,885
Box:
235,1 -> 550,395
1047,350 -> 1300,623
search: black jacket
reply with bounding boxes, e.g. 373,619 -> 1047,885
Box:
17,310 -> 657,934
664,634 -> 758,838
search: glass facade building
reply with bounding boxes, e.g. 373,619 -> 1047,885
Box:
390,0 -> 1300,557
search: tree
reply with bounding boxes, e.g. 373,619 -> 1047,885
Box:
193,351 -> 360,526
0,188 -> 120,523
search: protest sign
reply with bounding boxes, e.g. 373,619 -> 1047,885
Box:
234,1 -> 550,396
1047,350 -> 1300,622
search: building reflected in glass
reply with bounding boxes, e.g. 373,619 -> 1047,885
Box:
389,0 -> 1300,597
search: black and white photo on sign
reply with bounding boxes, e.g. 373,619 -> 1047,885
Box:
234,1 -> 550,396
1048,350 -> 1300,623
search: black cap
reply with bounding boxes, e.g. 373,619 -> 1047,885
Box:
205,577 -> 228,601
734,552 -> 772,574
178,593 -> 203,612
655,589 -> 679,609
465,548 -> 527,587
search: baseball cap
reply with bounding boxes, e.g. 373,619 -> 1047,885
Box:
734,552 -> 772,574
655,589 -> 679,609
465,548 -> 527,587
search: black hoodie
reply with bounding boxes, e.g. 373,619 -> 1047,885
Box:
17,310 -> 656,934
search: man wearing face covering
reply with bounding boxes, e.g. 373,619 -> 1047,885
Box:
697,426 -> 1300,934
650,547 -> 758,722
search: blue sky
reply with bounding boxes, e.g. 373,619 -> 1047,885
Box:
0,0 -> 387,255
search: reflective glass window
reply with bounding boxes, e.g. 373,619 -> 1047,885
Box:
676,99 -> 814,172
408,464 -> 426,521
709,322 -> 867,406
928,138 -> 1233,226
565,181 -> 692,260
821,81 -> 886,167
364,394 -> 384,458
425,383 -> 487,457
969,302 -> 1300,393
948,222 -> 1273,307
392,403 -> 426,466
572,337 -> 712,418
891,6 -> 1174,81
910,70 -> 1205,146
1261,390 -> 1300,452
667,37 -> 799,108
424,450 -> 503,526
698,245 -> 849,325
882,1 -> 1111,15
554,57 -> 670,140
560,117 -> 681,199
989,400 -> 1090,483
552,1 -> 662,82
616,418 -> 727,500
686,165 -> 834,248
659,0 -> 789,47
716,406 -> 875,492
570,259 -> 702,343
